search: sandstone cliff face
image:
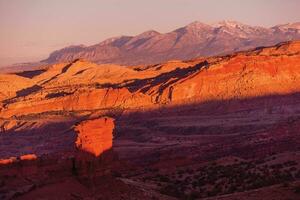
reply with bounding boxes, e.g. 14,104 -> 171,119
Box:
157,51 -> 300,103
0,74 -> 33,101
74,117 -> 115,157
0,41 -> 300,119
120,41 -> 300,105
0,87 -> 151,118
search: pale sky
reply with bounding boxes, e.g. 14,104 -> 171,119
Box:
0,0 -> 300,67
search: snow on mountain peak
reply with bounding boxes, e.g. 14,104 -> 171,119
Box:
210,20 -> 246,28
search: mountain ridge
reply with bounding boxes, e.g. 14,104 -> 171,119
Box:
42,21 -> 300,66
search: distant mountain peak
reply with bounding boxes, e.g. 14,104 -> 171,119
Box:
137,30 -> 161,37
185,21 -> 211,29
210,20 -> 248,28
58,44 -> 86,51
273,22 -> 300,30
42,20 -> 300,65
99,35 -> 132,46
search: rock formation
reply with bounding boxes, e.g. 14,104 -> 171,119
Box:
74,117 -> 115,157
0,41 -> 300,119
0,154 -> 37,165
0,157 -> 17,165
20,154 -> 37,161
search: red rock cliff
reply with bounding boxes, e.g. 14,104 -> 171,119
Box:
1,41 -> 300,119
74,117 -> 115,157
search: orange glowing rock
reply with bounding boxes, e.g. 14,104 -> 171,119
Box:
20,154 -> 37,161
0,157 -> 17,165
74,117 -> 115,157
0,41 -> 300,119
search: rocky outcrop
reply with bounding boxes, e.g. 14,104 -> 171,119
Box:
0,157 -> 17,165
0,154 -> 37,165
0,87 -> 151,118
123,41 -> 300,104
161,48 -> 300,103
20,154 -> 37,161
74,117 -> 115,157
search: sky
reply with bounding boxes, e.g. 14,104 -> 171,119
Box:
0,0 -> 300,67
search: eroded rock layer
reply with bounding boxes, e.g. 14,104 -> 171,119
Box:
75,117 -> 115,157
0,41 -> 300,119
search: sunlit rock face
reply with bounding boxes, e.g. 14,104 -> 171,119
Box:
0,157 -> 17,165
74,117 -> 115,157
20,154 -> 37,161
1,41 -> 300,119
0,154 -> 37,165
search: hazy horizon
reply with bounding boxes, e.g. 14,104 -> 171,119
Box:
1,0 -> 300,67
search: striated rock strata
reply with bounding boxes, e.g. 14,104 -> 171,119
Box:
0,41 -> 300,119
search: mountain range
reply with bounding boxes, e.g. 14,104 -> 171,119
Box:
42,21 -> 300,65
